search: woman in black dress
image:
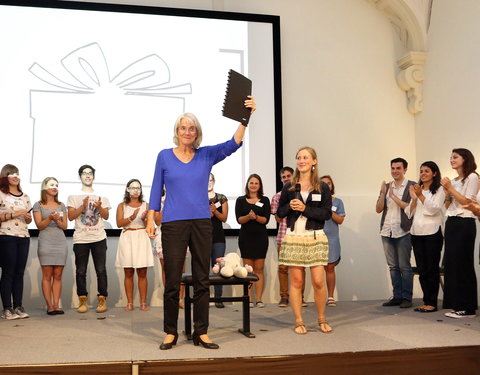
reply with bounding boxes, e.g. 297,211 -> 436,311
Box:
235,174 -> 270,307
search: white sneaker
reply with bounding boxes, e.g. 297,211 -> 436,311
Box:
249,302 -> 254,308
256,301 -> 265,308
2,308 -> 21,320
444,310 -> 476,319
14,306 -> 29,319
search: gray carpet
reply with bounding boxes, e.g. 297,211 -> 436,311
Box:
1,300 -> 479,366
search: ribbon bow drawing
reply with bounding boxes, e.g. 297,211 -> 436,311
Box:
29,42 -> 191,96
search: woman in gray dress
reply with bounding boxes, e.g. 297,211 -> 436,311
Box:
33,177 -> 68,315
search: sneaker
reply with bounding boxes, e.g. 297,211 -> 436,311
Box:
14,306 -> 29,319
302,300 -> 308,307
327,297 -> 336,307
1,308 -> 21,320
278,298 -> 289,307
256,301 -> 265,308
382,297 -> 402,307
249,302 -> 254,308
444,310 -> 476,319
215,302 -> 225,308
399,299 -> 412,308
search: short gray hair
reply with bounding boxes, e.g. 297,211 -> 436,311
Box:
173,113 -> 203,149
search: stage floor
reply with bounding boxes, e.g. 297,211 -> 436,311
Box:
1,299 -> 479,366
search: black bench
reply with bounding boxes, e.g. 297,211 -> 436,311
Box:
181,273 -> 259,339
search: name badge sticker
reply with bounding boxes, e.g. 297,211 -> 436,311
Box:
312,194 -> 321,201
332,206 -> 337,212
255,201 -> 264,207
215,201 -> 221,209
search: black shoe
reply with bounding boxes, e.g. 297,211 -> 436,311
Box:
47,310 -> 56,315
55,309 -> 65,315
192,333 -> 219,349
215,302 -> 225,308
159,333 -> 178,350
414,307 -> 437,313
382,298 -> 402,307
399,299 -> 412,308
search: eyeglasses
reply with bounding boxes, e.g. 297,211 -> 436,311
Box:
178,126 -> 197,133
8,173 -> 20,178
81,172 -> 94,176
128,187 -> 141,191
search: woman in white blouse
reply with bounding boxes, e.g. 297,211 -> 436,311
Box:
440,148 -> 479,319
405,161 -> 444,312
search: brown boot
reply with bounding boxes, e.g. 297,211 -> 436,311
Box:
96,296 -> 107,313
77,296 -> 88,313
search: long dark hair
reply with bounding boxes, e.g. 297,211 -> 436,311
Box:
452,148 -> 478,182
245,174 -> 264,198
123,179 -> 143,204
418,161 -> 441,194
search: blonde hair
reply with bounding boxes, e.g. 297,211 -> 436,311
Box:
173,113 -> 203,149
289,146 -> 321,192
40,177 -> 59,204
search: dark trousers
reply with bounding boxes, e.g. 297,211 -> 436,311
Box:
411,228 -> 443,307
0,235 -> 30,309
73,239 -> 108,297
443,217 -> 477,311
211,242 -> 226,298
162,219 -> 212,335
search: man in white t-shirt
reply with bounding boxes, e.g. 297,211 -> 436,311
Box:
376,158 -> 415,308
67,165 -> 111,313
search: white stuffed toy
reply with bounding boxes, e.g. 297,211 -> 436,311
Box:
212,252 -> 253,278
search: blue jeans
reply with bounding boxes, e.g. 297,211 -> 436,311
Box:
0,235 -> 30,309
73,239 -> 108,297
381,234 -> 413,300
211,242 -> 226,298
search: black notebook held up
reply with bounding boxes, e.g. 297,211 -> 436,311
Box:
222,69 -> 252,125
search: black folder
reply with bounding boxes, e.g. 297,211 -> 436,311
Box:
222,69 -> 252,125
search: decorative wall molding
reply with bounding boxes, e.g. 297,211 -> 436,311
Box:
368,0 -> 432,114
396,51 -> 427,114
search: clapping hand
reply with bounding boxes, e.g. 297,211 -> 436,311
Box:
409,185 -> 417,200
413,184 -> 423,198
93,197 -> 103,210
248,209 -> 257,220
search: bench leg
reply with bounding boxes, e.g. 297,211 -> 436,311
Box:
184,284 -> 192,340
238,283 -> 255,338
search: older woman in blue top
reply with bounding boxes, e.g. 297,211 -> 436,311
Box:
146,97 -> 256,350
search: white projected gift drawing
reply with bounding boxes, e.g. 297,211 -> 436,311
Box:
29,43 -> 192,186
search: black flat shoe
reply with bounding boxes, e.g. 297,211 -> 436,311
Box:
47,310 -> 56,315
55,310 -> 65,315
159,333 -> 178,350
192,333 -> 219,349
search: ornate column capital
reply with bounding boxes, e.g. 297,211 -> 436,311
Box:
396,51 -> 427,115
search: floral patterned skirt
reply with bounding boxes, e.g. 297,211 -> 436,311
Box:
279,216 -> 329,267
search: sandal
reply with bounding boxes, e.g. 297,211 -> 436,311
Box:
179,299 -> 185,309
140,302 -> 150,311
294,321 -> 307,335
318,318 -> 333,333
124,303 -> 134,311
327,297 -> 336,307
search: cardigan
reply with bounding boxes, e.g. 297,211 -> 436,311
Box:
277,181 -> 332,231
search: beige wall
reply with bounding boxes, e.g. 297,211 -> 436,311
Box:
26,0 -> 477,307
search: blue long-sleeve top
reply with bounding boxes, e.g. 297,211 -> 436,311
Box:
149,137 -> 242,223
